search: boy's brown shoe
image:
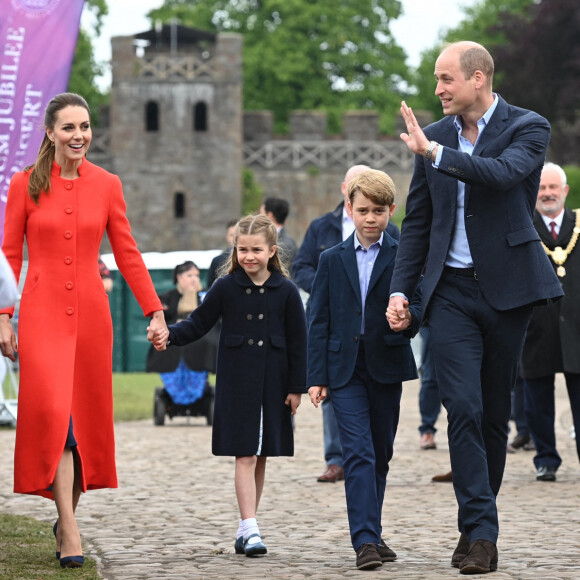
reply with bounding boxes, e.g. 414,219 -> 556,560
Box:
356,543 -> 383,570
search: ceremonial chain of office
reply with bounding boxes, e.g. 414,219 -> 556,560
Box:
541,208 -> 580,277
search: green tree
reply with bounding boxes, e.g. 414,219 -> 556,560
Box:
491,0 -> 580,126
148,0 -> 411,133
409,0 -> 534,120
242,168 -> 264,215
68,0 -> 109,125
564,166 -> 580,210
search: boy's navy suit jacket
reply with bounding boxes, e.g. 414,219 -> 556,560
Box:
307,231 -> 421,390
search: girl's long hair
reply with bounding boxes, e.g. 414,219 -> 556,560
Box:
222,214 -> 288,278
27,92 -> 91,204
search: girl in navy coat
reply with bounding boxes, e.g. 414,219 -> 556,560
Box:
151,215 -> 307,557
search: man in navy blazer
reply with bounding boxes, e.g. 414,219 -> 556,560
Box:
387,42 -> 563,574
308,170 -> 420,570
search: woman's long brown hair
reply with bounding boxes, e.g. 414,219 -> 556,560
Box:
27,92 -> 90,204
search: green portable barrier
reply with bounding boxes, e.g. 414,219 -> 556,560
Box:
102,251 -> 222,372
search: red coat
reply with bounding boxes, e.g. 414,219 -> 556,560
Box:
1,159 -> 162,499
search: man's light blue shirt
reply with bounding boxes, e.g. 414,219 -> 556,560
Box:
354,232 -> 383,334
433,94 -> 499,268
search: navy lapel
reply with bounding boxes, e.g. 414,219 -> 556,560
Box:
339,236 -> 362,304
473,96 -> 509,157
367,237 -> 396,296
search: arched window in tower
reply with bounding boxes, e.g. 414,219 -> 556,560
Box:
174,192 -> 186,218
145,101 -> 159,132
194,102 -> 208,132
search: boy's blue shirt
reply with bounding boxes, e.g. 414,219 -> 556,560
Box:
307,229 -> 421,389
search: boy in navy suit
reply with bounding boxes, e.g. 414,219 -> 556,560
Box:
307,169 -> 421,570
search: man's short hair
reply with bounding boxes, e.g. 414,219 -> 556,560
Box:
263,197 -> 290,224
348,169 -> 396,207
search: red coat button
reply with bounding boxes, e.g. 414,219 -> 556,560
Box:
64,231 -> 72,239
65,206 -> 73,214
65,182 -> 73,190
64,256 -> 72,265
65,307 -> 74,315
65,282 -> 74,290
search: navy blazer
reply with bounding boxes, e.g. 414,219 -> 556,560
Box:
308,232 -> 420,390
390,95 -> 563,316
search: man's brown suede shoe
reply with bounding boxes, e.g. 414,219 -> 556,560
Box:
459,540 -> 498,574
378,539 -> 397,562
355,543 -> 382,570
451,533 -> 470,568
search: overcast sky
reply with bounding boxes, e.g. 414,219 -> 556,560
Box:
86,0 -> 478,90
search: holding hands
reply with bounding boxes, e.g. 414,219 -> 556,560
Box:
147,310 -> 169,351
308,386 -> 327,408
386,295 -> 412,332
285,393 -> 302,415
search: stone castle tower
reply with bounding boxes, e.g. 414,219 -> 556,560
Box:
104,25 -> 242,251
89,24 -> 425,253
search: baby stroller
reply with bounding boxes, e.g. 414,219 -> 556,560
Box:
148,320 -> 219,427
153,374 -> 215,426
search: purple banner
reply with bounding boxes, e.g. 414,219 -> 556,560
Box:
0,0 -> 85,243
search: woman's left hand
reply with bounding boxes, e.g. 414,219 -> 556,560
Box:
285,393 -> 302,415
147,310 -> 168,349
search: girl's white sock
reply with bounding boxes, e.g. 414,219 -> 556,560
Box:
236,518 -> 243,539
241,517 -> 260,540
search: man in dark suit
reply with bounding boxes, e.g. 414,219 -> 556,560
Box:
206,219 -> 237,288
293,165 -> 400,484
520,162 -> 580,482
387,41 -> 563,574
308,169 -> 420,570
260,197 -> 298,269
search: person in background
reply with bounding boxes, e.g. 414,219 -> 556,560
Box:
207,219 -> 237,288
520,162 -> 580,482
98,256 -> 114,293
260,197 -> 298,269
146,261 -> 219,405
0,93 -> 167,569
417,324 -> 440,450
293,164 -> 400,484
507,373 -> 534,453
0,249 -> 18,308
387,42 -> 560,574
151,215 -> 307,558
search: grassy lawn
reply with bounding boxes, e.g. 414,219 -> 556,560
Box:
113,372 -> 161,422
0,513 -> 100,580
1,372 -> 208,577
113,372 -> 215,422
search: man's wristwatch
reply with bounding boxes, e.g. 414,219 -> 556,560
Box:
425,141 -> 438,162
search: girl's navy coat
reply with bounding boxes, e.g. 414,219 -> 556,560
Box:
167,268 -> 307,457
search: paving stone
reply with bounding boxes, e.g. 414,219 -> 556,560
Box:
1,376 -> 579,578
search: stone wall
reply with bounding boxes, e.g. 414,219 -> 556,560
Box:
93,25 -> 432,253
101,27 -> 243,252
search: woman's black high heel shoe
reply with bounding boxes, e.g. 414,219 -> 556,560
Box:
55,521 -> 84,567
53,521 -> 60,559
60,555 -> 85,568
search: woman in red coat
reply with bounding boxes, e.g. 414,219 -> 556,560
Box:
0,93 -> 167,568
